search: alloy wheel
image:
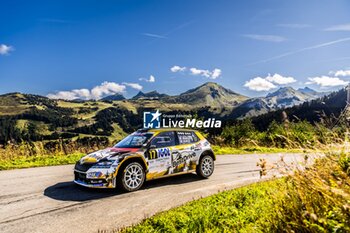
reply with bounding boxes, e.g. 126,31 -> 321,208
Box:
124,163 -> 144,190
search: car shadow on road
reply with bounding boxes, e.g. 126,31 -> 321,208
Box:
143,173 -> 202,189
44,173 -> 202,202
44,181 -> 119,202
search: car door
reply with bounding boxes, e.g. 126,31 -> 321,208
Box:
145,131 -> 176,180
171,131 -> 202,174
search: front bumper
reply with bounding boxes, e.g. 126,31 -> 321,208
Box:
74,170 -> 115,188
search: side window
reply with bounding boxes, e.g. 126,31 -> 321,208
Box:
150,131 -> 176,148
177,131 -> 200,145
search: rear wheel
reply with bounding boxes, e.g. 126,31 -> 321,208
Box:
117,162 -> 145,192
196,155 -> 214,178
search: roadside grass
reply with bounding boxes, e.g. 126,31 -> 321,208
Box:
0,143 -> 341,170
0,152 -> 83,170
0,135 -> 304,171
212,145 -> 304,155
120,179 -> 285,233
0,146 -> 303,170
121,151 -> 350,233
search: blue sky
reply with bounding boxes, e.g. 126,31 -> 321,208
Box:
1,0 -> 350,99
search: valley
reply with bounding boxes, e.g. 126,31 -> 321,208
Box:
0,82 -> 346,147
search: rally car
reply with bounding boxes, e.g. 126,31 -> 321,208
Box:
74,128 -> 215,192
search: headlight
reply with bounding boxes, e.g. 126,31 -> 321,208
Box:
92,161 -> 113,168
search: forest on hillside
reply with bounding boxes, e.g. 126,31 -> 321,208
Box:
0,87 -> 348,152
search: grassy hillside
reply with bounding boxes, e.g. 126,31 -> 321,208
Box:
0,82 -> 248,146
0,83 -> 347,150
0,92 -> 218,146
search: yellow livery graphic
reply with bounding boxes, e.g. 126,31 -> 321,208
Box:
74,128 -> 215,192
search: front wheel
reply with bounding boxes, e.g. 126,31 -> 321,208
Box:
117,162 -> 145,192
196,155 -> 214,178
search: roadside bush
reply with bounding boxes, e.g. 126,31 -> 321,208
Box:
264,120 -> 288,148
219,118 -> 345,149
288,120 -> 318,147
220,119 -> 259,147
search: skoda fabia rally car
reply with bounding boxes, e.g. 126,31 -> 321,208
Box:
74,128 -> 215,192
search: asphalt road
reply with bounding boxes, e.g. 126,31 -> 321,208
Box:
0,153 -> 307,233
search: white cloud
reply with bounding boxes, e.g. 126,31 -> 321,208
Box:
170,65 -> 186,72
242,34 -> 287,42
0,44 -> 13,55
250,37 -> 350,65
325,23 -> 350,31
189,67 -> 222,79
122,82 -> 143,91
243,73 -> 296,92
141,33 -> 167,39
170,65 -> 222,79
276,24 -> 311,29
47,89 -> 89,100
149,75 -> 155,82
190,68 -> 211,77
70,89 -> 91,99
265,73 -> 296,85
47,82 -> 126,100
306,76 -> 348,87
244,77 -> 277,91
330,69 -> 350,77
90,82 -> 126,99
139,75 -> 155,83
211,68 -> 222,79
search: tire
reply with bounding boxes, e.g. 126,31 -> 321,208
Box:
117,162 -> 145,192
196,155 -> 214,178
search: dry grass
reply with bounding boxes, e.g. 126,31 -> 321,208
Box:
0,139 -> 107,170
267,150 -> 350,232
120,149 -> 350,233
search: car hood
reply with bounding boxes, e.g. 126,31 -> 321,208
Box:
80,147 -> 140,164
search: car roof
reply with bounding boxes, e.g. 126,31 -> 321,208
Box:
137,128 -> 198,133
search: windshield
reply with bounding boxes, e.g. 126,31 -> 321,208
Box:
114,133 -> 153,148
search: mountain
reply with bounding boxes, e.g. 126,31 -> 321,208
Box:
298,87 -> 318,95
0,92 -> 59,115
132,91 -> 169,100
165,82 -> 248,107
298,87 -> 329,98
266,86 -> 313,107
231,86 -> 320,118
251,87 -> 348,131
0,82 -> 248,145
101,94 -> 125,101
0,82 -> 346,146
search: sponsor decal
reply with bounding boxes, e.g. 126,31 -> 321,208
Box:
172,151 -> 196,167
158,148 -> 171,157
87,171 -> 103,179
92,183 -> 104,186
143,110 -> 221,129
149,147 -> 171,160
81,150 -> 110,164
